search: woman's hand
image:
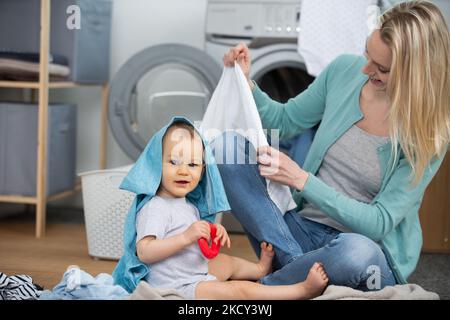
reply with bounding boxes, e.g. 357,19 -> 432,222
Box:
223,42 -> 253,88
183,221 -> 211,245
257,146 -> 310,191
214,223 -> 231,248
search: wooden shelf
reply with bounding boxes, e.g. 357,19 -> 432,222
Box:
0,187 -> 82,205
0,80 -> 106,89
0,180 -> 82,205
47,181 -> 82,202
0,195 -> 38,205
0,0 -> 109,238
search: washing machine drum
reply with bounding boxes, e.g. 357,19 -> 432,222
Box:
108,44 -> 221,160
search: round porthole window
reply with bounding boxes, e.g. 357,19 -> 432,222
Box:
108,44 -> 221,160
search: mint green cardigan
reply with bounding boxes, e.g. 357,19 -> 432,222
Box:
252,54 -> 446,284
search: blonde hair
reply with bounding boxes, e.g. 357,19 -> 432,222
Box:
379,1 -> 450,185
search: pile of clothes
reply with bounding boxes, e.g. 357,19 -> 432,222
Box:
1,267 -> 185,300
38,266 -> 184,300
0,272 -> 43,300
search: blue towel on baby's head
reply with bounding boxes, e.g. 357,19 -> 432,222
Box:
112,116 -> 230,293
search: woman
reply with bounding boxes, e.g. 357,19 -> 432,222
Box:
215,0 -> 450,290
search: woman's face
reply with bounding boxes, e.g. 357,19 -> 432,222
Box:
362,30 -> 392,92
158,126 -> 204,198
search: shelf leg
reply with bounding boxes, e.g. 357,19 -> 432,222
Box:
36,0 -> 51,238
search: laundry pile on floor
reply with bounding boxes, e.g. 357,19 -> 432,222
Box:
0,272 -> 43,300
38,266 -> 185,300
1,266 -> 185,300
0,266 -> 441,300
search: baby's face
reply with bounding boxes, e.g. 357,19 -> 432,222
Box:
157,126 -> 204,198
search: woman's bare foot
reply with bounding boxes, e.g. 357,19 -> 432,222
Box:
255,242 -> 275,279
297,262 -> 329,299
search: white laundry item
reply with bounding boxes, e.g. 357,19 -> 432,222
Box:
200,64 -> 297,215
298,0 -> 378,76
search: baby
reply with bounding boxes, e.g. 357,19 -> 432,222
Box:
128,119 -> 328,299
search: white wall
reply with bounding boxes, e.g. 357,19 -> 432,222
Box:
0,0 -> 208,211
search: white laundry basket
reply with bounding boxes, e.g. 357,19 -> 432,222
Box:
79,165 -> 135,260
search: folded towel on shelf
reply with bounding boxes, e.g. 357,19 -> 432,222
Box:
0,58 -> 70,81
0,50 -> 69,66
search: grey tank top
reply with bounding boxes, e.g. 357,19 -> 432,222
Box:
299,124 -> 390,232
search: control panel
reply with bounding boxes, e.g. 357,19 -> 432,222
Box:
206,0 -> 302,39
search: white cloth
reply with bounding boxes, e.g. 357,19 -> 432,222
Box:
200,65 -> 297,215
298,0 -> 378,76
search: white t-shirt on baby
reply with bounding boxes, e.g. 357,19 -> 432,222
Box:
135,195 -> 216,298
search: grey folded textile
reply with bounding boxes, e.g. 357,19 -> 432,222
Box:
314,284 -> 439,300
0,51 -> 68,66
0,58 -> 70,81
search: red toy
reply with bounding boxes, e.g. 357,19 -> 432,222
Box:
198,223 -> 220,259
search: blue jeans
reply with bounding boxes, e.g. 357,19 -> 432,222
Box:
211,132 -> 396,291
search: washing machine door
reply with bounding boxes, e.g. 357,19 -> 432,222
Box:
109,44 -> 221,160
251,43 -> 315,103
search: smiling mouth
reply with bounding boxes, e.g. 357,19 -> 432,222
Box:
175,180 -> 190,185
369,76 -> 383,85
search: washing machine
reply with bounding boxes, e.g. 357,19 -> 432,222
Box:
108,44 -> 222,161
205,0 -> 314,104
205,0 -> 316,233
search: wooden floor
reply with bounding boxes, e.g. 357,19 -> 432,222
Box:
0,211 -> 256,290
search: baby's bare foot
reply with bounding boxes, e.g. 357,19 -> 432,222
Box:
298,262 -> 329,299
256,242 -> 275,278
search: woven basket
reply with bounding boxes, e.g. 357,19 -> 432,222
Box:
79,166 -> 134,260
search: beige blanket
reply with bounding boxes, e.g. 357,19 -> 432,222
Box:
314,284 -> 439,300
128,281 -> 439,300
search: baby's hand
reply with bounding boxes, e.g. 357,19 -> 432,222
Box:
214,223 -> 231,249
183,221 -> 211,245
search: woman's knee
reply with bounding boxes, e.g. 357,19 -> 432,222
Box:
331,233 -> 387,275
